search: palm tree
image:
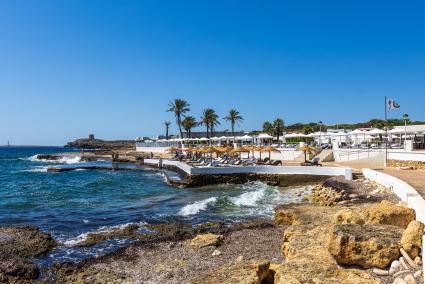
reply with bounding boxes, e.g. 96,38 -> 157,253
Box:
163,121 -> 171,140
273,118 -> 284,142
200,109 -> 220,138
167,99 -> 190,138
209,110 -> 220,136
182,116 -> 198,138
224,109 -> 244,137
262,121 -> 273,134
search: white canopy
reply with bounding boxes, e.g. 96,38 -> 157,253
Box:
236,135 -> 253,141
388,128 -> 404,134
210,137 -> 220,141
349,129 -> 368,135
257,133 -> 273,139
199,137 -> 209,141
285,133 -> 306,138
368,128 -> 386,135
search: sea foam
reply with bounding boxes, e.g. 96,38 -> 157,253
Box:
229,188 -> 266,206
25,154 -> 81,164
178,197 -> 218,216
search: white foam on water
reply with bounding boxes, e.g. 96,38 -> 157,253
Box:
178,197 -> 218,216
63,221 -> 146,246
21,166 -> 49,173
24,154 -> 81,164
229,187 -> 266,207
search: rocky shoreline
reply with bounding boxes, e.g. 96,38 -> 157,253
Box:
2,175 -> 423,283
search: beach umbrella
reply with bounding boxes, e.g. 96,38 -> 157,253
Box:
298,145 -> 315,163
260,146 -> 279,160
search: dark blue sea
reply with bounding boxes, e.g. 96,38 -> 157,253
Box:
0,146 -> 305,265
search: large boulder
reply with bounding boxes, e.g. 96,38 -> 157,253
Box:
333,208 -> 365,225
188,260 -> 273,284
400,220 -> 425,258
363,201 -> 415,228
327,224 -> 403,269
189,233 -> 224,249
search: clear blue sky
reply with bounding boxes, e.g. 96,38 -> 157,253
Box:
1,0 -> 424,146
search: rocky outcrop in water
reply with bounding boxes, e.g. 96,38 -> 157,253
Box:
0,226 -> 56,282
65,138 -> 135,150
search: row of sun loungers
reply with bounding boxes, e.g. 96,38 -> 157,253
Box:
186,156 -> 282,168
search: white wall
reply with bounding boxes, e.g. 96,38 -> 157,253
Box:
362,169 -> 425,223
388,151 -> 425,162
240,149 -> 302,161
136,146 -> 169,153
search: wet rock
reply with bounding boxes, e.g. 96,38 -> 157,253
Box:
327,223 -> 403,269
0,227 -> 56,282
36,154 -> 61,160
363,201 -> 415,228
0,226 -> 56,258
188,260 -> 272,284
0,256 -> 39,280
400,220 -> 424,258
189,233 -> 224,249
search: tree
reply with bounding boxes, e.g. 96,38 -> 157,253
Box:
262,121 -> 273,134
167,99 -> 190,138
273,118 -> 284,142
224,109 -> 244,137
302,125 -> 314,135
200,109 -> 220,138
181,116 -> 197,138
163,121 -> 171,140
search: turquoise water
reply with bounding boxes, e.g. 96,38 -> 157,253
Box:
0,146 -> 305,264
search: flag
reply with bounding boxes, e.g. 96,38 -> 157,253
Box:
387,99 -> 400,110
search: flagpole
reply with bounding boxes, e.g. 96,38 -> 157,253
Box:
385,96 -> 388,167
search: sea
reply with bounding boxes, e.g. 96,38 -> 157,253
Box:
0,146 -> 307,267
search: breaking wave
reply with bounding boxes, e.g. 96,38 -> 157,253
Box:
25,154 -> 81,164
178,197 -> 218,216
229,188 -> 266,207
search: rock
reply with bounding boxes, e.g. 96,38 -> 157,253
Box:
327,224 -> 403,269
211,249 -> 221,256
189,233 -> 224,249
188,260 -> 272,284
236,255 -> 243,262
372,268 -> 389,276
404,274 -> 415,284
414,256 -> 422,266
413,270 -> 422,279
333,208 -> 365,225
363,201 -> 415,228
0,226 -> 56,257
400,220 -> 424,258
0,256 -> 39,280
